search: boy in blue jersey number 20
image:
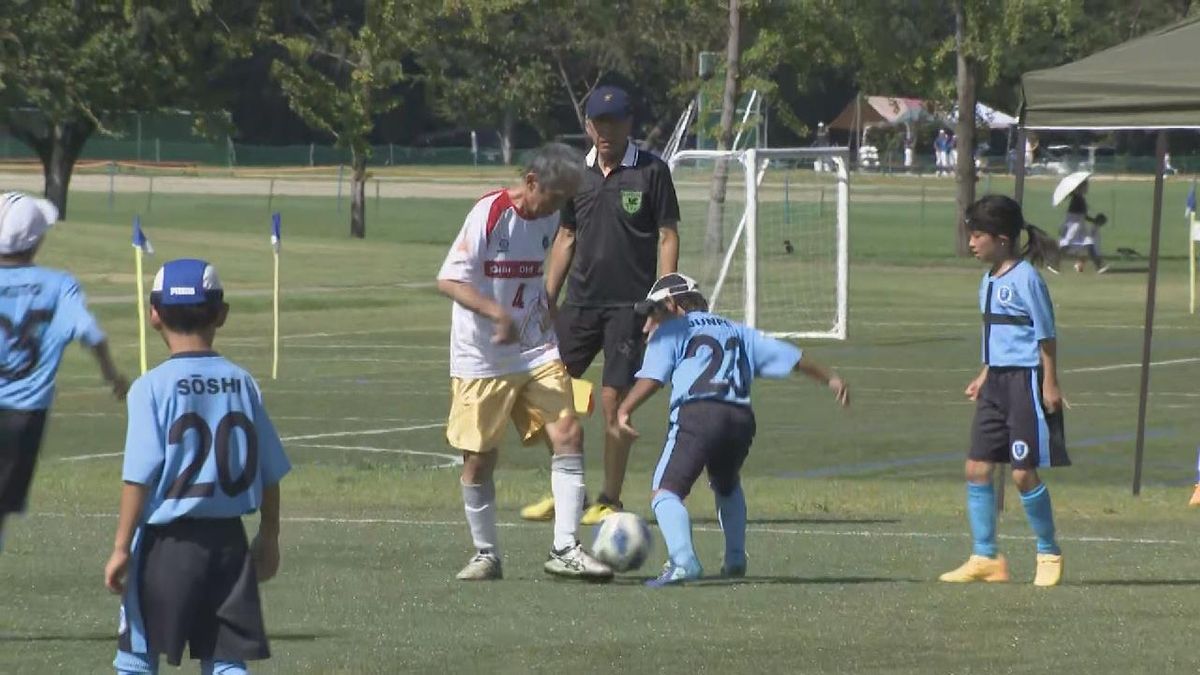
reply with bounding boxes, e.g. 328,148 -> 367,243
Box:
616,273 -> 849,587
105,259 -> 291,675
940,195 -> 1068,587
0,192 -> 128,552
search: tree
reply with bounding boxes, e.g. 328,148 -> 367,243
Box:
702,0 -> 742,263
0,1 -> 250,217
267,0 -> 409,238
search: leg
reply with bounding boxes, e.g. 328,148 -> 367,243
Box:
647,409 -> 710,585
1009,369 -> 1064,586
543,415 -> 584,552
201,662 -> 247,675
0,410 -> 48,555
708,407 -> 755,577
594,306 -> 646,508
1012,466 -> 1057,554
599,385 -> 632,506
712,481 -> 747,576
964,459 -> 998,557
114,650 -> 159,675
461,450 -> 500,554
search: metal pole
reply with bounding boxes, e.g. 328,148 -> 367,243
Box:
267,178 -> 275,213
1132,130 -> 1169,496
146,176 -> 153,213
108,162 -> 116,211
1013,128 -> 1027,204
337,164 -> 344,213
375,178 -> 381,214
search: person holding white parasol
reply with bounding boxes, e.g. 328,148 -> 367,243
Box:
1050,171 -> 1108,274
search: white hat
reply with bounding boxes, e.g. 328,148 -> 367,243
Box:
0,192 -> 58,255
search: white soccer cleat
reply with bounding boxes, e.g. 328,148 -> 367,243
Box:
456,551 -> 502,581
544,542 -> 613,581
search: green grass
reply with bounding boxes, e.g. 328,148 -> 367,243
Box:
2,173 -> 1200,673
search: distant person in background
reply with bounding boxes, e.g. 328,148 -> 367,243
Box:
935,129 -> 951,177
1055,180 -> 1108,274
904,128 -> 915,170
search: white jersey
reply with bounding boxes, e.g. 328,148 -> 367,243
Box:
438,190 -> 560,378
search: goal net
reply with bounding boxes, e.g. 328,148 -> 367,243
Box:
667,148 -> 849,339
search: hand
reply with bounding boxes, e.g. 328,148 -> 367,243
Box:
110,374 -> 130,401
965,375 -> 986,401
491,311 -> 518,345
828,376 -> 850,407
616,410 -> 639,439
1042,382 -> 1064,414
105,549 -> 130,594
251,532 -> 281,582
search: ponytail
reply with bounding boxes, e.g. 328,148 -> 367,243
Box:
1021,223 -> 1059,267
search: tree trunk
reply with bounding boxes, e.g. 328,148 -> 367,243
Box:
350,152 -> 366,239
500,109 -> 515,166
953,0 -> 977,257
7,116 -> 93,219
703,0 -> 741,264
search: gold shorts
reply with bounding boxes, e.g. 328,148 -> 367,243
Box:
446,360 -> 575,453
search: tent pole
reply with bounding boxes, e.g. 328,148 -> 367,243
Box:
1014,127 -> 1027,204
1132,130 -> 1168,496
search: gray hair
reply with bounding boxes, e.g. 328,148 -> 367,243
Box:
524,142 -> 585,192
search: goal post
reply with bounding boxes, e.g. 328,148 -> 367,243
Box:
668,147 -> 849,339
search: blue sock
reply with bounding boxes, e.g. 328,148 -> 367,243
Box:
966,482 -> 997,557
114,650 -> 157,674
651,491 -> 698,569
201,661 -> 248,675
714,485 -> 747,567
1020,483 -> 1060,555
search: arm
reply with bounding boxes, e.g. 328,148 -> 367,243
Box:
658,227 -> 679,276
104,482 -> 149,593
544,228 -> 576,305
615,378 -> 664,438
88,341 -> 129,400
252,483 -> 282,582
436,279 -> 516,345
794,356 -> 849,407
1039,339 -> 1062,413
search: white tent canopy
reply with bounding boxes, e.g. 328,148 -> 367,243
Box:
946,102 -> 1017,130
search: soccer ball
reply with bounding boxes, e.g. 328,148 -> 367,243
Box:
591,512 -> 653,572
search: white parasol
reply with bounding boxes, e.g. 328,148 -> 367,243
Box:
1052,171 -> 1092,207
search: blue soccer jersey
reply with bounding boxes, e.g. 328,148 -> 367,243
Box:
0,266 -> 105,410
122,352 -> 291,525
636,311 -> 802,419
979,260 -> 1055,368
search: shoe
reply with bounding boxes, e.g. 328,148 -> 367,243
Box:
544,542 -> 613,581
646,560 -> 704,587
1189,483 -> 1200,507
720,562 -> 746,578
1034,553 -> 1064,587
520,495 -> 556,522
1074,261 -> 1085,273
580,500 -> 621,526
456,551 -> 502,581
1096,265 -> 1110,274
1045,265 -> 1060,275
938,554 -> 1009,583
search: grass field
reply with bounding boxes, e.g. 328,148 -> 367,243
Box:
2,172 -> 1200,673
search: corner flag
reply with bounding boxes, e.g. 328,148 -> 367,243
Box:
1186,181 -> 1196,218
271,212 -> 281,379
132,216 -> 152,374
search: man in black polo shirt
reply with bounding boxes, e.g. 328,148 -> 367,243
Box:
521,85 -> 681,525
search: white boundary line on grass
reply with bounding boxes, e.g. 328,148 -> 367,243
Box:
292,443 -> 461,468
26,512 -> 1185,546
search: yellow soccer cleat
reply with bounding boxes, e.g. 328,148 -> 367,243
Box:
520,496 -> 556,522
1034,553 -> 1064,587
1189,484 -> 1200,507
580,501 -> 620,526
938,554 -> 1010,583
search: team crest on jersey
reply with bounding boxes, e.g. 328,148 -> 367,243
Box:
497,237 -> 510,253
997,285 -> 1013,305
621,190 -> 642,214
1011,440 -> 1029,461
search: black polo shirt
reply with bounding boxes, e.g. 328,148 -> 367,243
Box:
561,142 -> 680,307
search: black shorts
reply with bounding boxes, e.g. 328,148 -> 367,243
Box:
119,517 -> 270,666
969,367 -> 1069,469
0,409 -> 47,514
652,400 -> 757,499
556,304 -> 644,390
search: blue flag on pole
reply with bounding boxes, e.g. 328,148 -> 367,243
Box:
1188,182 -> 1197,218
271,212 -> 281,254
132,215 -> 153,254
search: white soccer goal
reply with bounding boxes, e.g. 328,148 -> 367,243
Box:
667,147 -> 849,339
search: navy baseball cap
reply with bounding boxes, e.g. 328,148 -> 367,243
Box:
151,258 -> 224,305
634,272 -> 702,315
586,85 -> 631,120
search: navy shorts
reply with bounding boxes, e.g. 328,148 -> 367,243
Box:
652,400 -> 757,499
0,409 -> 47,514
119,517 -> 270,666
555,304 -> 644,390
969,367 -> 1069,469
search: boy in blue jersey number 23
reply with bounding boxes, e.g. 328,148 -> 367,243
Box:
0,192 -> 128,552
616,273 -> 849,587
940,195 -> 1068,587
105,259 -> 291,675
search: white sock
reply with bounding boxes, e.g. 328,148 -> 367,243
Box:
461,480 -> 498,556
551,454 -> 585,551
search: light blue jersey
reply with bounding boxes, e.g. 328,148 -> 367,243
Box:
0,266 -> 105,410
979,260 -> 1055,368
122,352 -> 291,525
636,311 -> 803,420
